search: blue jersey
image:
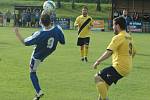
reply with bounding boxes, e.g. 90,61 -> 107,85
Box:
24,25 -> 65,61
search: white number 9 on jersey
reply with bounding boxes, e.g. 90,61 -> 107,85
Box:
47,37 -> 54,49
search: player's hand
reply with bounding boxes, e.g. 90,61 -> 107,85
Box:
75,24 -> 78,27
74,24 -> 78,29
92,61 -> 100,69
13,27 -> 25,45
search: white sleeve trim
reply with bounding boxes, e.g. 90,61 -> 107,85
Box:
57,25 -> 64,34
24,31 -> 40,43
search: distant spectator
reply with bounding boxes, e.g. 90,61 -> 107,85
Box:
31,11 -> 36,27
121,9 -> 132,32
5,10 -> 12,26
26,8 -> 31,27
34,9 -> 41,27
133,12 -> 140,21
14,14 -> 19,27
114,9 -> 119,18
21,10 -> 27,27
3,14 -> 7,26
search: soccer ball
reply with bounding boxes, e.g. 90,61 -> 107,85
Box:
43,0 -> 56,13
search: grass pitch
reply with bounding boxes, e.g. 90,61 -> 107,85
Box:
0,27 -> 150,100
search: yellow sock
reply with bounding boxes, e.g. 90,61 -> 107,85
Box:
80,46 -> 84,58
84,45 -> 89,57
96,82 -> 109,100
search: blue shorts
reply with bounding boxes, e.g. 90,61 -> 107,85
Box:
97,66 -> 123,85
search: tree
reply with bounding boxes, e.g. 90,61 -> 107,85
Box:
72,0 -> 75,9
57,0 -> 61,8
96,0 -> 101,11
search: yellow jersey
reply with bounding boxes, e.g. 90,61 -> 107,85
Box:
107,31 -> 136,76
74,15 -> 93,38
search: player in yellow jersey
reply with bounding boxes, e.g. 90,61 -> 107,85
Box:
74,5 -> 93,62
92,16 -> 136,100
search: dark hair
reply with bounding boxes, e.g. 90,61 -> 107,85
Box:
40,14 -> 51,27
114,16 -> 126,30
82,5 -> 88,10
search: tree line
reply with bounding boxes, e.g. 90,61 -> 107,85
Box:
53,0 -> 111,3
38,0 -> 111,11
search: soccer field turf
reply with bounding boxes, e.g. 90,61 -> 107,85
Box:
0,27 -> 149,100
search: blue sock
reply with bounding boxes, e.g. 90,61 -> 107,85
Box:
30,72 -> 41,93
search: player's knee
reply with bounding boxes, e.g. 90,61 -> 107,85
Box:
30,68 -> 37,72
80,46 -> 84,50
30,65 -> 37,72
94,74 -> 103,83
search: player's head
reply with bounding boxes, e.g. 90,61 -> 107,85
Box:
82,5 -> 88,17
123,9 -> 128,17
40,13 -> 51,27
113,16 -> 126,35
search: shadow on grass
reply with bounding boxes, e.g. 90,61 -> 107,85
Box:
0,42 -> 12,48
136,53 -> 150,57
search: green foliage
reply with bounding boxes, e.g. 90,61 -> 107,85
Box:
0,26 -> 150,100
0,0 -> 42,12
0,0 -> 111,19
29,0 -> 111,3
56,3 -> 111,19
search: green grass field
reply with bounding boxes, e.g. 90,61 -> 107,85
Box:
0,26 -> 150,100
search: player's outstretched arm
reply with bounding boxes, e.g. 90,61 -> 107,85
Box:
14,27 -> 25,45
74,24 -> 78,28
92,50 -> 112,69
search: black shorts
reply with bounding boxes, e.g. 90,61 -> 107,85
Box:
77,37 -> 90,46
97,66 -> 123,86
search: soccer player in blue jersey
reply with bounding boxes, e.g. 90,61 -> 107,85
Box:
14,13 -> 65,100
